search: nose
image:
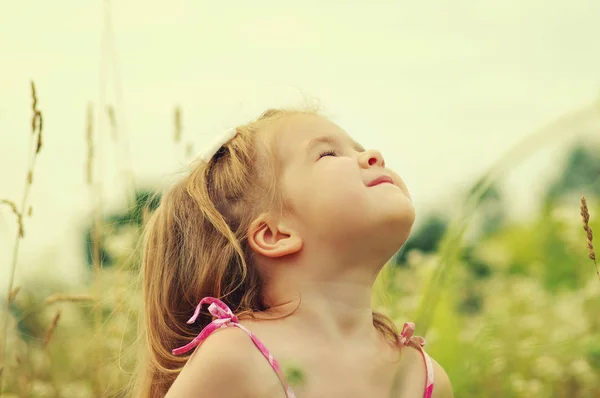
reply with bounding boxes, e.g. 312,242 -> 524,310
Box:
359,149 -> 385,168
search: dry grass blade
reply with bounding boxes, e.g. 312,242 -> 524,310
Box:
0,199 -> 24,237
45,294 -> 94,305
174,106 -> 182,143
43,310 -> 61,348
31,81 -> 43,154
8,287 -> 21,304
580,196 -> 599,280
86,103 -> 94,185
107,105 -> 117,141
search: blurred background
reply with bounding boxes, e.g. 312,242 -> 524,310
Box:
1,0 -> 600,397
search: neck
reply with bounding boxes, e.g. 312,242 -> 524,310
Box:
263,251 -> 385,344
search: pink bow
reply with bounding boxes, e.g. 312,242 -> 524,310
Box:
400,322 -> 426,347
172,297 -> 238,355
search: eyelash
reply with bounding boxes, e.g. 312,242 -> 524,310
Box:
318,150 -> 337,159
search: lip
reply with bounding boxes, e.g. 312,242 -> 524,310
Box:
367,175 -> 395,187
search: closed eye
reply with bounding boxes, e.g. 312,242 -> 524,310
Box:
318,150 -> 337,159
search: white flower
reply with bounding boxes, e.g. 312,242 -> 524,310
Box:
570,358 -> 593,378
509,373 -> 525,393
534,355 -> 562,379
491,356 -> 506,374
526,379 -> 543,396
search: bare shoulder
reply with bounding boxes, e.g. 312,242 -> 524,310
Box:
393,345 -> 453,398
431,357 -> 454,398
166,327 -> 280,398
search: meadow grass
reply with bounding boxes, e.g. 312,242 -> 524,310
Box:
1,83 -> 599,396
0,81 -> 43,394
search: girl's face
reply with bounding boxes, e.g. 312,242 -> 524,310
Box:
275,114 -> 415,251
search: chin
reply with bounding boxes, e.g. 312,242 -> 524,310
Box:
381,202 -> 416,248
384,193 -> 415,222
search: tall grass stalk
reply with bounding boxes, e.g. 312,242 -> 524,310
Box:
95,1 -> 144,390
102,0 -> 137,206
0,81 -> 43,393
415,103 -> 600,334
86,101 -> 106,394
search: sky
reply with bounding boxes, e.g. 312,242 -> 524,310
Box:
1,0 -> 599,285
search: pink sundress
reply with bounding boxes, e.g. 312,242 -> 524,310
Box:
173,297 -> 435,398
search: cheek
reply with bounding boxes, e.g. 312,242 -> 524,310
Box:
285,163 -> 366,220
310,167 -> 369,222
316,186 -> 366,216
317,161 -> 364,200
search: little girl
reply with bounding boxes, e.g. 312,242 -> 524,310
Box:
135,108 -> 453,397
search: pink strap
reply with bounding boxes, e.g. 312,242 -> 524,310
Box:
172,297 -> 296,398
400,322 -> 435,398
173,298 -> 433,398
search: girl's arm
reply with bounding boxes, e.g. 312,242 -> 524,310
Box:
165,328 -> 268,398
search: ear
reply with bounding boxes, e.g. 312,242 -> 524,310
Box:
247,213 -> 303,259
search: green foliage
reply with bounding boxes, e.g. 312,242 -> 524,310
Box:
545,143 -> 600,205
394,214 -> 448,265
83,190 -> 160,269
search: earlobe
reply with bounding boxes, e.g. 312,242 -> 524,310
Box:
247,215 -> 303,259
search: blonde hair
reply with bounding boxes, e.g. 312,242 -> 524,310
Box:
133,108 -> 401,398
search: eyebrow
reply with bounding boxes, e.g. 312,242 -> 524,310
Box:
306,135 -> 365,153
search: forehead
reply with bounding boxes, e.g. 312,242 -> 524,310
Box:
272,114 -> 363,161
